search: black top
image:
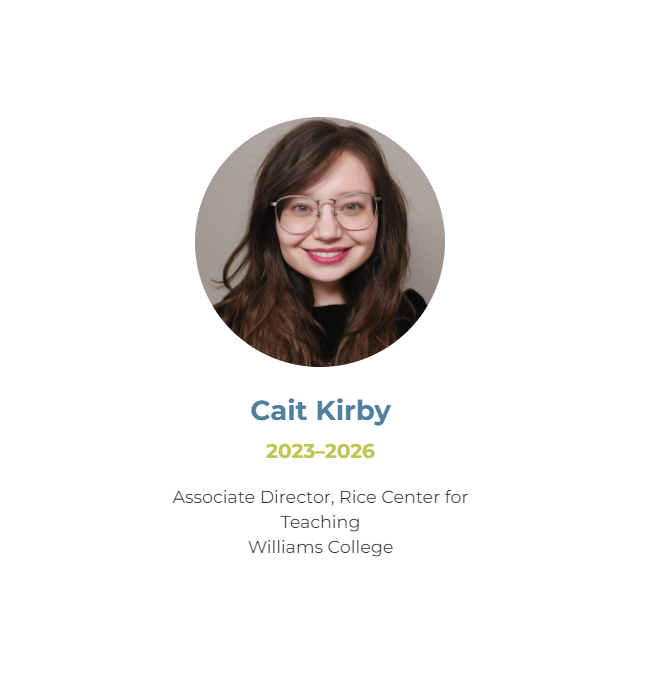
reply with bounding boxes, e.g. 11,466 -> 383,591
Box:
216,288 -> 427,364
312,289 -> 427,363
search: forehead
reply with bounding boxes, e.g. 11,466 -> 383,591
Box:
302,151 -> 374,197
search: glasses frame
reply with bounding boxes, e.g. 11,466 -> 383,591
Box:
270,192 -> 382,234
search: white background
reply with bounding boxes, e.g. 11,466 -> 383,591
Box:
2,2 -> 648,675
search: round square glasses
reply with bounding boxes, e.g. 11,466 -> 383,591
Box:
271,193 -> 382,234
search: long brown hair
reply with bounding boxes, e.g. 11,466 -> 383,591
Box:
215,119 -> 410,366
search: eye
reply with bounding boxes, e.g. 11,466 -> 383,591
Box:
291,203 -> 313,215
341,202 -> 362,212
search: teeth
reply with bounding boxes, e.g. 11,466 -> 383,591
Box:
309,250 -> 346,258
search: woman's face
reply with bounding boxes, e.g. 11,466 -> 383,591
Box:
275,151 -> 378,295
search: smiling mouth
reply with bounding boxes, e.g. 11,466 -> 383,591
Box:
303,247 -> 352,264
307,248 -> 350,258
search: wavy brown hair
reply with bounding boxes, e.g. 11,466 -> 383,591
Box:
215,119 -> 410,366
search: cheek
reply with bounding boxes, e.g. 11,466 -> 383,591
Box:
276,229 -> 305,266
357,229 -> 378,258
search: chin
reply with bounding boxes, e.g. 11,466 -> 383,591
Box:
307,268 -> 350,283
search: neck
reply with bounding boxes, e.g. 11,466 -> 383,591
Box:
312,280 -> 345,307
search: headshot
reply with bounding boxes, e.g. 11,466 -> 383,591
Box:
196,118 -> 444,367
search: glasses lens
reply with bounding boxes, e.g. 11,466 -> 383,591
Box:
335,193 -> 377,230
276,196 -> 318,233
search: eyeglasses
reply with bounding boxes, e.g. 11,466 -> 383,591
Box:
271,193 -> 382,234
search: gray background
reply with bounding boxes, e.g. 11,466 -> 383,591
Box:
196,118 -> 445,305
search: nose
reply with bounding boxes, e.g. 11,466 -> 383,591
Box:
313,201 -> 342,241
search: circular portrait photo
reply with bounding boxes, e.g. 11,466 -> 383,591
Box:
196,118 -> 444,367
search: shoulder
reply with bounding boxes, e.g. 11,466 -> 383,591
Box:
395,289 -> 427,338
400,289 -> 427,318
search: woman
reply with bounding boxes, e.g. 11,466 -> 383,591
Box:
215,119 -> 427,366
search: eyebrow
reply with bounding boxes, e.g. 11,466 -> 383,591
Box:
288,191 -> 375,199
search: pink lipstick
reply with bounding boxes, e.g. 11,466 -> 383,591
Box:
303,247 -> 352,265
